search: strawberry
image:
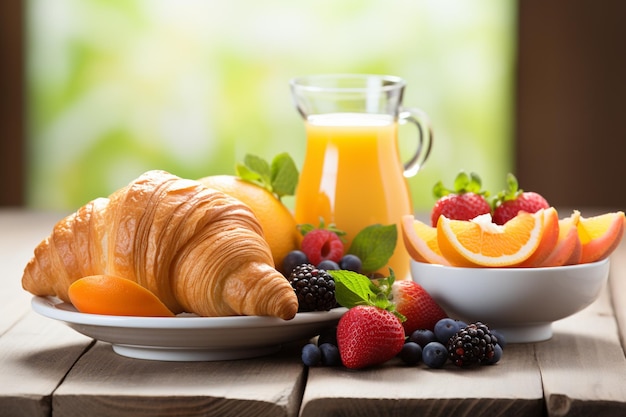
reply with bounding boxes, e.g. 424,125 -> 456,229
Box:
391,280 -> 448,335
336,305 -> 405,369
431,171 -> 491,227
492,173 -> 550,225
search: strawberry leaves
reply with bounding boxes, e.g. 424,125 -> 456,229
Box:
432,171 -> 489,199
329,270 -> 406,322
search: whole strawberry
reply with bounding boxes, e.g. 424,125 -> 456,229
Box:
492,173 -> 550,225
336,305 -> 405,369
391,280 -> 448,335
431,171 -> 491,227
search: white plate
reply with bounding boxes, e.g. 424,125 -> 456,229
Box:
32,296 -> 346,362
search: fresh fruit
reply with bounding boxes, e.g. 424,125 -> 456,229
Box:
434,318 -> 463,344
577,211 -> 625,264
197,174 -> 301,269
391,280 -> 448,335
422,341 -> 449,368
447,322 -> 498,367
288,264 -> 337,312
492,173 -> 550,225
430,171 -> 491,227
401,214 -> 451,265
336,305 -> 405,369
68,275 -> 174,317
301,343 -> 322,366
399,342 -> 423,366
487,343 -> 503,365
339,254 -> 363,273
437,210 -> 547,267
408,329 -> 437,348
540,210 -> 583,267
300,229 -> 345,266
516,207 -> 560,267
282,250 -> 309,276
317,260 -> 340,270
319,343 -> 341,366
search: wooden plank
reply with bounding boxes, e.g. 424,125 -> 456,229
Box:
537,281 -> 626,416
52,341 -> 306,417
0,312 -> 93,417
0,211 -> 61,334
300,343 -> 543,417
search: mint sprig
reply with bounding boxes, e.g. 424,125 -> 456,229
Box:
348,224 -> 397,273
235,153 -> 299,201
329,270 -> 405,321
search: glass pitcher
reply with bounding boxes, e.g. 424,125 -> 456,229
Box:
290,74 -> 432,279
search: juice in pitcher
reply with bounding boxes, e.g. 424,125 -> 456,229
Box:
295,112 -> 413,279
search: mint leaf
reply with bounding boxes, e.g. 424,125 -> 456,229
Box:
235,163 -> 264,185
329,270 -> 377,309
347,224 -> 397,273
270,153 -> 299,198
235,153 -> 300,200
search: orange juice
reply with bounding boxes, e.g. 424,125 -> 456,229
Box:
295,113 -> 413,279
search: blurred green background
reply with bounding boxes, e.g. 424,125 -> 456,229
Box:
26,0 -> 515,212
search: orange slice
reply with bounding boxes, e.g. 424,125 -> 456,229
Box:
68,275 -> 175,317
577,211 -> 625,264
437,210 -> 546,267
401,214 -> 451,265
540,210 -> 582,267
517,207 -> 559,267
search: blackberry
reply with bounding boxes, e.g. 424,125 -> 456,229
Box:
288,264 -> 338,312
447,322 -> 497,367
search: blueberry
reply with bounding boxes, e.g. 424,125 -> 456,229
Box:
490,329 -> 507,349
339,254 -> 362,273
319,343 -> 341,366
409,329 -> 437,348
486,343 -> 503,365
301,343 -> 322,366
317,327 -> 337,347
422,341 -> 448,369
317,260 -> 340,270
282,250 -> 309,276
434,318 -> 462,344
399,342 -> 422,366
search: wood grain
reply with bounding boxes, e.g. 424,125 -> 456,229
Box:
538,274 -> 626,416
0,312 -> 93,417
301,343 -> 543,417
52,341 -> 306,417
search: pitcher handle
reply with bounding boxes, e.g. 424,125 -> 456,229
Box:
399,107 -> 433,178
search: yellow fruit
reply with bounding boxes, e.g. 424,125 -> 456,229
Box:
437,209 -> 550,267
401,214 -> 451,265
197,175 -> 301,270
577,211 -> 625,264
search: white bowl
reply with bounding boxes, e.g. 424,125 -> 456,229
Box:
411,259 -> 610,343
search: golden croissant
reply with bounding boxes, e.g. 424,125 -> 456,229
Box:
22,170 -> 299,320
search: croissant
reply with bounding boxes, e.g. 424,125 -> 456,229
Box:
22,170 -> 299,320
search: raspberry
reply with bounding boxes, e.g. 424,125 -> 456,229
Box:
300,229 -> 344,265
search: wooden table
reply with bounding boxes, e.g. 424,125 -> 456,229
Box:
2,208 -> 626,417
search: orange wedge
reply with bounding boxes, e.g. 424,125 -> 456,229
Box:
437,210 -> 546,267
401,214 -> 451,265
540,210 -> 582,267
68,275 -> 175,317
517,207 -> 559,267
577,211 -> 625,264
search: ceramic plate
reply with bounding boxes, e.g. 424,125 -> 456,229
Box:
32,296 -> 346,361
